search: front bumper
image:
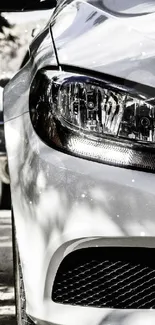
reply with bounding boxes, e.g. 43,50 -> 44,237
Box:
29,236 -> 155,324
4,109 -> 155,324
32,309 -> 155,325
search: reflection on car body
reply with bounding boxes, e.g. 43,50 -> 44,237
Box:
3,1 -> 155,325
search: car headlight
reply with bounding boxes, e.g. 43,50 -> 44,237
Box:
30,68 -> 155,172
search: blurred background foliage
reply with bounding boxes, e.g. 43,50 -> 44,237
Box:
0,11 -> 52,79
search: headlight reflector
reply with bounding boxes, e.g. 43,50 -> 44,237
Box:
57,77 -> 155,142
30,69 -> 155,172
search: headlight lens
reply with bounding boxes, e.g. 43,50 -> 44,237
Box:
30,69 -> 155,172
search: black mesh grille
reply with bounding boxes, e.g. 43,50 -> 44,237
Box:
52,247 -> 155,309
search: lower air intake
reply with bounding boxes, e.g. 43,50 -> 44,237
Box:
52,247 -> 155,309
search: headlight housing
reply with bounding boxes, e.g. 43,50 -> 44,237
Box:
30,68 -> 155,172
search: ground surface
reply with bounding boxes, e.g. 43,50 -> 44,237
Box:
0,210 -> 16,325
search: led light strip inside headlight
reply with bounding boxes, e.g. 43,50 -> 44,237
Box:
30,69 -> 155,172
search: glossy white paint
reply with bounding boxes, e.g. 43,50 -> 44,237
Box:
53,0 -> 155,87
102,0 -> 155,14
4,108 -> 155,323
3,1 -> 155,324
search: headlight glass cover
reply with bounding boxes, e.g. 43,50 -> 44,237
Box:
30,69 -> 155,172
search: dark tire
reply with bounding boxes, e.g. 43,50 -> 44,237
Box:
1,183 -> 11,209
0,157 -> 11,210
12,210 -> 34,325
0,157 -> 10,185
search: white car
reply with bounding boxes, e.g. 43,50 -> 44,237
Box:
2,0 -> 155,325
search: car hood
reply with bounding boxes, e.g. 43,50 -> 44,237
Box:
51,0 -> 155,87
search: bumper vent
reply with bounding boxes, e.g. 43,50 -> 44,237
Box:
52,247 -> 155,309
